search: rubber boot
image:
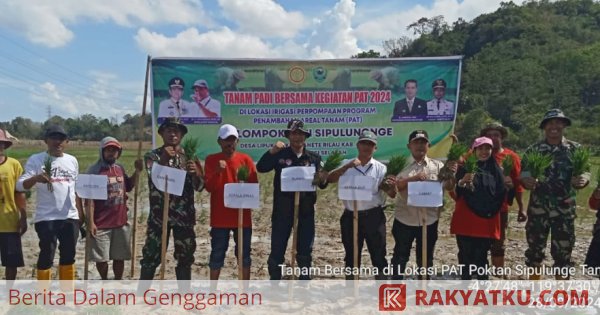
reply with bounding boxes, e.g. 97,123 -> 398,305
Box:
529,267 -> 542,281
176,266 -> 191,292
491,256 -> 505,268
137,267 -> 156,295
491,256 -> 506,279
37,268 -> 51,291
58,264 -> 75,291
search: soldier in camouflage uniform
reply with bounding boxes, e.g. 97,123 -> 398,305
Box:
139,117 -> 204,280
521,109 -> 590,280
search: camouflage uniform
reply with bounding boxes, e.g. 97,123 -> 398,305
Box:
522,138 -> 590,268
139,147 -> 203,279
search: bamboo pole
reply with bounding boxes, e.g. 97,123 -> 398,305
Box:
84,199 -> 92,280
159,176 -> 169,280
353,200 -> 359,281
290,192 -> 300,280
131,55 -> 151,278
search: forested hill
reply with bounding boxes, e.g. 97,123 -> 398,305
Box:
390,0 -> 600,149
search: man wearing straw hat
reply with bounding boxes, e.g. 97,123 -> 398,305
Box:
521,109 -> 590,280
85,137 -> 143,280
256,119 -> 328,280
327,130 -> 396,280
139,117 -> 204,280
204,124 -> 258,280
390,130 -> 450,280
479,122 -> 525,271
0,129 -> 27,280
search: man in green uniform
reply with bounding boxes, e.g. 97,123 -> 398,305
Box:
521,109 -> 590,280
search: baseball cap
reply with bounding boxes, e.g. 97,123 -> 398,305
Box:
45,125 -> 68,139
168,77 -> 185,88
358,130 -> 377,144
193,80 -> 209,89
408,130 -> 429,143
472,136 -> 493,149
218,124 -> 239,139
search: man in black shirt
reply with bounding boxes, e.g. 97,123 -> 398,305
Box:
257,119 -> 328,280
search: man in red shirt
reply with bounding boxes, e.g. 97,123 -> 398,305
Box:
480,122 -> 525,270
204,124 -> 258,280
86,137 -> 142,280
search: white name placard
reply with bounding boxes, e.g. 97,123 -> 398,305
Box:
75,174 -> 108,200
407,181 -> 443,207
151,163 -> 187,196
224,183 -> 260,209
338,175 -> 375,201
281,166 -> 316,192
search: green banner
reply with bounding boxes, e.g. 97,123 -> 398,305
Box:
151,57 -> 462,160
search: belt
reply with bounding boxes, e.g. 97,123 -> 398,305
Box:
343,206 -> 383,216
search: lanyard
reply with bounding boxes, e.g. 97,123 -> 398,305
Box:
353,164 -> 373,176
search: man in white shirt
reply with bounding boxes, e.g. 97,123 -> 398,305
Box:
426,79 -> 454,116
17,125 -> 82,281
391,130 -> 453,280
158,77 -> 200,119
327,131 -> 396,280
191,79 -> 221,118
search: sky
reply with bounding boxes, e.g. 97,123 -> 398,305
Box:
0,0 -> 506,123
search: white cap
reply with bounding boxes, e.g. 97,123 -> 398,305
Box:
218,124 -> 239,139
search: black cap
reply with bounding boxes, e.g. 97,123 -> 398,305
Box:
158,117 -> 188,135
432,79 -> 446,89
168,77 -> 185,88
45,125 -> 68,139
284,119 -> 311,138
408,130 -> 429,143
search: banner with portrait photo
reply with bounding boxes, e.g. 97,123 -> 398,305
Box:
150,57 -> 462,161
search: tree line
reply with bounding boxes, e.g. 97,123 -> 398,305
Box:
0,114 -> 152,142
354,0 -> 600,151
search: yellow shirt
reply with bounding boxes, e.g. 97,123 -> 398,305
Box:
0,157 -> 23,232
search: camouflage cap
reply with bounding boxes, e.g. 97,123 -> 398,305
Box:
480,121 -> 508,138
358,130 -> 377,144
158,117 -> 188,135
539,108 -> 571,129
284,119 -> 311,138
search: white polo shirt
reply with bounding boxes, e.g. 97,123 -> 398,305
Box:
340,158 -> 387,211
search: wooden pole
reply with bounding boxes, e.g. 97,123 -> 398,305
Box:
159,176 -> 169,280
291,191 -> 300,280
421,209 -> 427,280
131,55 -> 151,278
353,200 -> 359,281
84,199 -> 92,280
238,207 -> 244,281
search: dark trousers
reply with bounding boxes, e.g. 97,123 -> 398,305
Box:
140,219 -> 196,271
456,235 -> 492,280
34,219 -> 80,269
391,219 -> 438,280
340,207 -> 387,279
268,205 -> 315,280
585,217 -> 600,271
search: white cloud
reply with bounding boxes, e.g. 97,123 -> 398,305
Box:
354,0 -> 505,46
218,0 -> 306,38
135,27 -> 273,58
306,0 -> 360,58
0,0 -> 212,47
31,74 -> 142,119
